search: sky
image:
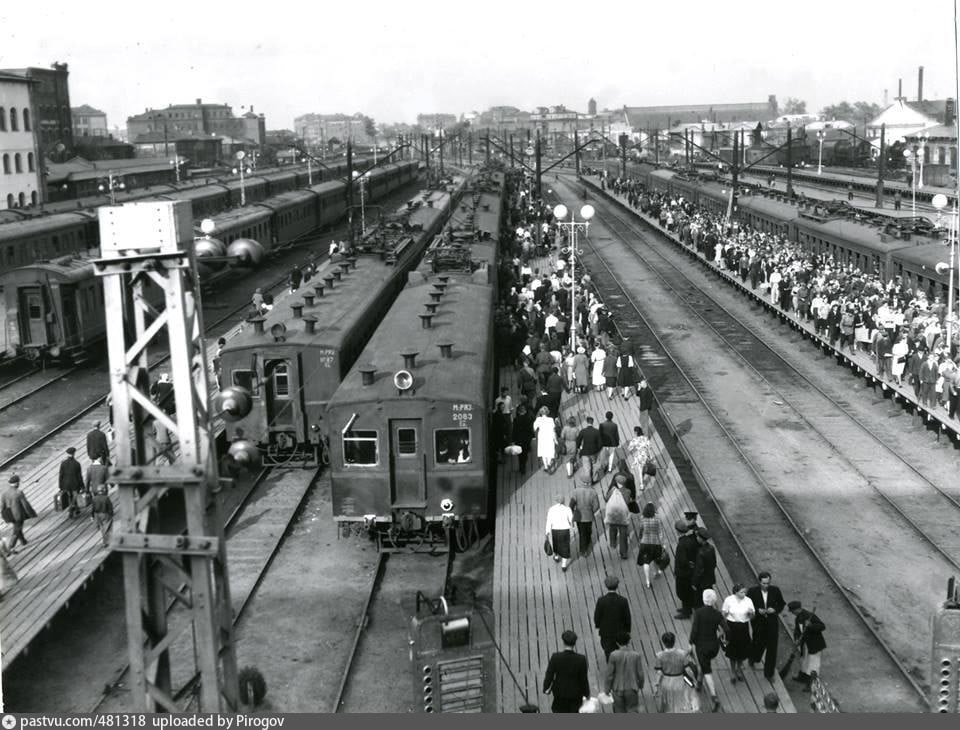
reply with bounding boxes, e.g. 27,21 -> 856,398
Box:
1,1 -> 957,132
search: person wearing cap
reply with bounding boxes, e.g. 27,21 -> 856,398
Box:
673,513 -> 700,619
151,373 -> 175,416
691,528 -> 717,609
58,446 -> 84,518
1,475 -> 37,551
603,631 -> 644,713
747,570 -> 787,680
689,589 -> 724,712
594,575 -> 632,661
86,421 -> 110,465
542,629 -> 590,713
788,600 -> 827,691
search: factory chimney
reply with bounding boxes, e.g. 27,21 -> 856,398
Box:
918,66 -> 924,102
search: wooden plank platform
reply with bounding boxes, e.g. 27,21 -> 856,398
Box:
493,360 -> 795,713
0,258 -> 336,671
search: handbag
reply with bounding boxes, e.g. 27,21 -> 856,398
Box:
1,506 -> 13,524
543,537 -> 554,557
655,547 -> 671,571
643,461 -> 657,477
627,499 -> 640,514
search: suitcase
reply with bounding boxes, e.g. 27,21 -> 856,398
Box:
74,491 -> 92,509
54,490 -> 71,512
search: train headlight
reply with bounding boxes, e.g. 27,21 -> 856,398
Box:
217,386 -> 253,421
227,439 -> 261,469
48,345 -> 61,358
440,498 -> 454,513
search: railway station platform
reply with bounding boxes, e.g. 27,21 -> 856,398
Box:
584,174 -> 960,444
0,256 -> 338,672
492,365 -> 796,713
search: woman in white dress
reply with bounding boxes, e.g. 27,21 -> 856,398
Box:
591,344 -> 606,391
891,334 -> 909,385
533,406 -> 558,473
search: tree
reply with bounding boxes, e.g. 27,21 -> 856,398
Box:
783,97 -> 807,114
820,100 -> 882,123
361,115 -> 376,140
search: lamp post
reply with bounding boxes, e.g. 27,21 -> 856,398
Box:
352,170 -> 368,237
98,171 -> 125,205
917,133 -> 929,190
904,148 -> 918,217
817,130 -> 825,175
552,202 -> 595,350
933,193 -> 958,347
231,151 -> 251,206
302,156 -> 313,186
170,157 -> 181,183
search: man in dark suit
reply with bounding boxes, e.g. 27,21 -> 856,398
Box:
86,421 -> 110,466
542,629 -> 590,713
919,352 -> 939,408
598,411 -> 620,474
673,512 -> 700,619
747,570 -> 786,680
594,575 -> 631,661
576,416 -> 603,484
691,528 -> 717,609
789,600 -> 827,692
58,446 -> 84,518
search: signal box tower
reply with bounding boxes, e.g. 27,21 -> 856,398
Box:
95,201 -> 238,712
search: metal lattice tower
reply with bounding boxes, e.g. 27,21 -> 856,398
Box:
96,201 -> 238,712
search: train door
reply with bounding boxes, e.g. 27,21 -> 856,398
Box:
263,358 -> 300,447
18,287 -> 48,345
59,284 -> 80,345
389,419 -> 425,507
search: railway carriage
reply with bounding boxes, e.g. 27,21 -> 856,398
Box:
0,160 -> 423,363
325,168 -> 509,549
217,176 -> 466,464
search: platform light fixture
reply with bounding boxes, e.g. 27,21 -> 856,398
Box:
816,130 -> 825,176
552,202 -> 595,350
231,150 -> 251,206
98,171 -> 125,205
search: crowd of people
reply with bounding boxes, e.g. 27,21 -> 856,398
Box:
596,170 -> 960,421
492,172 -> 826,713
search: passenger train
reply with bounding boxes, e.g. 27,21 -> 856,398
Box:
632,164 -> 954,302
0,160 -> 419,363
217,173 -> 468,465
0,157 -> 378,276
325,165 -> 514,550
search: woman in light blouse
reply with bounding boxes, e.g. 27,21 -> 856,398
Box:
721,583 -> 755,683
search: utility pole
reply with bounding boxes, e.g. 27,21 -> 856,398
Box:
729,132 -> 739,224
535,129 -> 542,252
654,129 -> 660,166
620,134 -> 628,178
485,129 -> 490,165
346,141 -> 354,246
439,131 -> 444,175
574,128 -> 581,176
876,123 -> 886,208
468,131 -> 472,165
509,134 -> 515,168
786,125 -> 794,197
97,201 -> 242,712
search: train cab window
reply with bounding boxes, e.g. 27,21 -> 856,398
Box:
435,428 -> 471,464
397,428 -> 418,456
271,363 -> 290,397
232,369 -> 257,393
343,430 -> 378,466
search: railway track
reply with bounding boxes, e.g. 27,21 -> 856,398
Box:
553,176 -> 932,711
334,552 -> 453,713
594,195 -> 960,572
0,367 -> 80,415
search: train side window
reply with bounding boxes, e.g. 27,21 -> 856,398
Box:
397,428 -> 417,456
343,429 -> 378,466
232,369 -> 257,393
435,428 -> 471,464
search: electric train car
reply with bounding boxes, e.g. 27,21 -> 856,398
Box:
627,165 -> 952,296
0,160 -> 421,362
325,167 -> 511,550
217,174 -> 467,465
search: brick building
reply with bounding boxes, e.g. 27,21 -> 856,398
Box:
0,63 -> 73,158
